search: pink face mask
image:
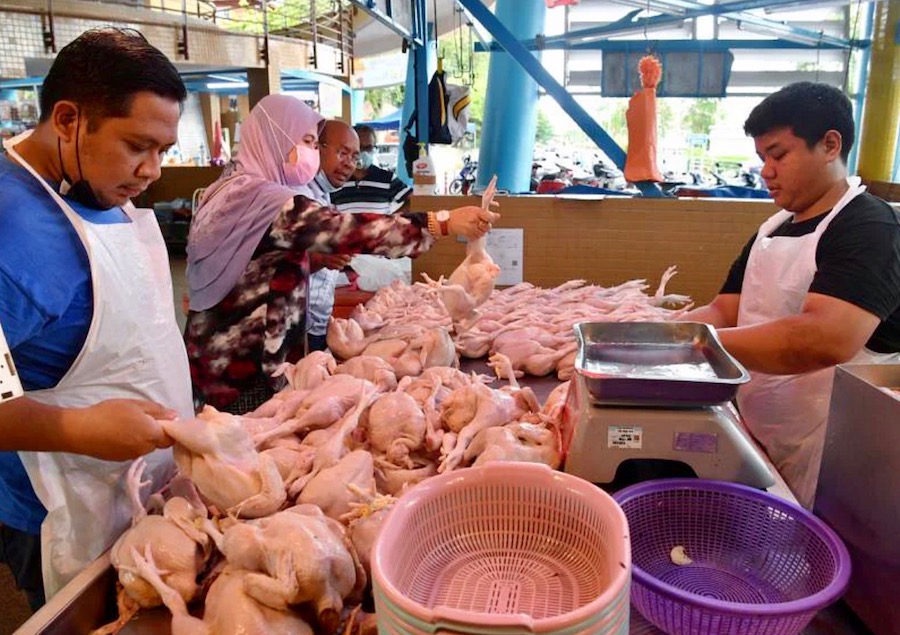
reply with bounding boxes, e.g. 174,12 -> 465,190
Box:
284,144 -> 319,186
258,103 -> 320,187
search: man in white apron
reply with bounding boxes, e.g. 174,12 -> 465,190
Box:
682,82 -> 900,509
0,28 -> 193,606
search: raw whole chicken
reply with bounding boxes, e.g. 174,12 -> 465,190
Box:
413,327 -> 458,369
334,355 -> 398,391
126,548 -> 313,635
289,385 -> 376,498
163,407 -> 286,518
217,504 -> 366,631
374,457 -> 437,496
445,176 -> 501,309
260,437 -> 316,490
365,391 -> 426,467
488,352 -> 541,418
341,487 -> 397,579
272,351 -> 336,390
439,383 -> 517,472
297,450 -> 376,520
463,422 -> 561,469
327,317 -> 368,359
109,460 -> 211,609
253,375 -> 375,447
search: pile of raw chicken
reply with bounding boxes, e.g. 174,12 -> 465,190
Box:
97,181 -> 693,634
95,350 -> 568,635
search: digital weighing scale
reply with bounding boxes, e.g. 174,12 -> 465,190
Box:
562,322 -> 775,490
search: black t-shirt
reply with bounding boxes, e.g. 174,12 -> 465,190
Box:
721,192 -> 900,353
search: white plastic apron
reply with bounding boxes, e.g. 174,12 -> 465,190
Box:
3,131 -> 193,597
736,177 -> 898,509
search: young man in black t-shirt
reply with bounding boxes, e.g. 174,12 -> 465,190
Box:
682,82 -> 900,508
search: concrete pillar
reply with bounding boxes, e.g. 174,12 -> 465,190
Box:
857,0 -> 900,181
198,93 -> 221,153
477,0 -> 545,193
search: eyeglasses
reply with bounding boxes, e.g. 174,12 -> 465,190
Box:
320,142 -> 359,164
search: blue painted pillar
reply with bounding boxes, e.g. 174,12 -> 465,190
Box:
477,0 -> 546,193
398,23 -> 436,185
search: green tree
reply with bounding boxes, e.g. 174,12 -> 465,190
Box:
364,85 -> 405,116
682,98 -> 721,135
437,31 -> 489,124
535,109 -> 553,144
657,99 -> 675,136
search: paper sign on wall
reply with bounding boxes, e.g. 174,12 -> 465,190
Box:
485,228 -> 523,286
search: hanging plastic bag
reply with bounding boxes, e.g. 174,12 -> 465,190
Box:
624,55 -> 664,183
446,83 -> 471,145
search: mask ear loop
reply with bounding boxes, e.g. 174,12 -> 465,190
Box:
257,103 -> 296,160
75,114 -> 86,182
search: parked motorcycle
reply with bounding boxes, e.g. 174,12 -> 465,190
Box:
449,155 -> 478,195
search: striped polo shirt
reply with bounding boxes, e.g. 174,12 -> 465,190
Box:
330,165 -> 412,215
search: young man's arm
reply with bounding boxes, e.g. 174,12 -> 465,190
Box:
0,397 -> 175,461
717,293 -> 880,375
681,293 -> 741,329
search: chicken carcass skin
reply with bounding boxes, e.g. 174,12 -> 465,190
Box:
327,317 -> 369,359
272,351 -> 336,391
127,548 -> 313,635
414,327 -> 458,369
342,489 -> 396,579
374,457 -> 437,496
296,450 -> 375,520
288,385 -> 376,498
334,356 -> 398,391
446,176 -> 501,310
261,436 -> 316,490
253,375 -> 375,447
219,505 -> 365,631
463,423 -> 561,469
439,384 -> 517,472
110,460 -> 211,609
366,392 -> 426,466
163,407 -> 286,518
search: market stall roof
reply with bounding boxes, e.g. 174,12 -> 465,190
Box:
361,109 -> 403,131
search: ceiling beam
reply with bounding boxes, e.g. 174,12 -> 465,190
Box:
539,0 -> 865,49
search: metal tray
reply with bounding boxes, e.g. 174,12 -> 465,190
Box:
574,322 -> 750,406
15,552 -> 171,635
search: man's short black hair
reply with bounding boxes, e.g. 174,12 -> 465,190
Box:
354,124 -> 376,139
39,27 -> 187,131
744,82 -> 854,163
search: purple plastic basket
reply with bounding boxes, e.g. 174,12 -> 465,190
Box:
613,479 -> 851,635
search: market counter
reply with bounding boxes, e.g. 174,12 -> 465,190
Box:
17,362 -> 804,635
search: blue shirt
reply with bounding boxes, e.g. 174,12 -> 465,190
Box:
0,152 -> 128,534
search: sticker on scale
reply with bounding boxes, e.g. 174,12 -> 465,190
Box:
608,426 -> 643,449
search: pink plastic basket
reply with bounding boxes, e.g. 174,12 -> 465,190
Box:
613,479 -> 852,635
372,463 -> 631,634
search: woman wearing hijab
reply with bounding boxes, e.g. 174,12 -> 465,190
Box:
185,94 -> 497,414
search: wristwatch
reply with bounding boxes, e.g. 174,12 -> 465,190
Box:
435,210 -> 451,236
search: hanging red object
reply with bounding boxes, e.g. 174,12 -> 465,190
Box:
545,0 -> 579,8
624,55 -> 664,183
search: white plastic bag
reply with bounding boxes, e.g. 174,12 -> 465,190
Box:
350,255 -> 411,291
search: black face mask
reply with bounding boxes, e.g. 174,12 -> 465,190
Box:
58,116 -> 112,210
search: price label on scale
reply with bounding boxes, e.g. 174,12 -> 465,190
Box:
608,425 -> 643,449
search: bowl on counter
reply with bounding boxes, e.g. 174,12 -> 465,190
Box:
613,478 -> 851,635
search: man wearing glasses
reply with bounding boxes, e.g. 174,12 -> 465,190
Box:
299,119 -> 359,352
